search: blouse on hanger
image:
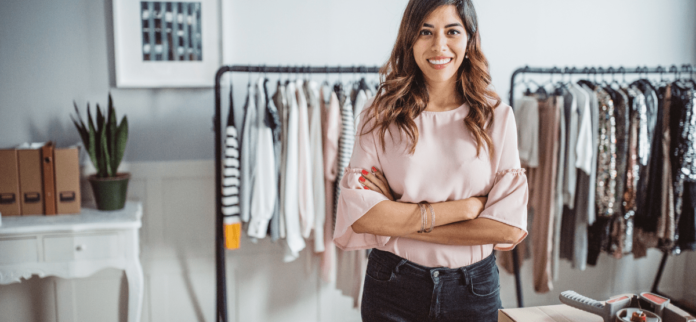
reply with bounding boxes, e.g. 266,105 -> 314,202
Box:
333,98 -> 528,268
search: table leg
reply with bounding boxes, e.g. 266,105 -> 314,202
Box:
125,259 -> 144,322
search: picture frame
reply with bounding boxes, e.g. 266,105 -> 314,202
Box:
112,0 -> 220,88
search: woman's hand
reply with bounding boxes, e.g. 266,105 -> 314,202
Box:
359,167 -> 396,201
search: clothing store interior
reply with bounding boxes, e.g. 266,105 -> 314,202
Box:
1,0 -> 696,321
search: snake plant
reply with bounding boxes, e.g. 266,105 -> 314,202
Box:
71,94 -> 128,178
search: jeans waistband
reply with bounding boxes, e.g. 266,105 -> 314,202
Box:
368,249 -> 497,285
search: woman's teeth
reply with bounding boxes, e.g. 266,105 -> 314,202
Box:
428,58 -> 452,65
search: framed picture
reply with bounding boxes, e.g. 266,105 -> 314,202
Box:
113,0 -> 220,88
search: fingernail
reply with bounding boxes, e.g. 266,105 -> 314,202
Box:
372,167 -> 377,173
364,186 -> 369,190
362,169 -> 369,176
359,177 -> 366,182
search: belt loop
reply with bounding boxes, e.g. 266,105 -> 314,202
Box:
459,267 -> 470,286
394,259 -> 408,274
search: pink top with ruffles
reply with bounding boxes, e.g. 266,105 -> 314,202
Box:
333,97 -> 529,268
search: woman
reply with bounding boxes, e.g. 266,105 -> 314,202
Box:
333,0 -> 528,321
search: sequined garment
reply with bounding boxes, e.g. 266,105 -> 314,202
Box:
671,88 -> 696,253
596,88 -> 617,217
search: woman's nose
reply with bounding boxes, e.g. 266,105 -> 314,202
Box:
431,33 -> 448,52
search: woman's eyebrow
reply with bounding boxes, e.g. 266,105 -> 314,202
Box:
422,22 -> 463,28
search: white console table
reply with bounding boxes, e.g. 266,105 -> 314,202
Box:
0,201 -> 143,322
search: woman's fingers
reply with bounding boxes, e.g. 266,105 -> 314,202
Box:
358,174 -> 380,191
371,167 -> 389,186
360,168 -> 394,200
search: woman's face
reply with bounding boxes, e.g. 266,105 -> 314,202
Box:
412,5 -> 468,85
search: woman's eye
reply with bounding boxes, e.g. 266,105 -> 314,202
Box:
419,30 -> 432,36
448,29 -> 461,35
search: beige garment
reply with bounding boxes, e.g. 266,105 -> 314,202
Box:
658,85 -> 675,245
529,95 -> 561,293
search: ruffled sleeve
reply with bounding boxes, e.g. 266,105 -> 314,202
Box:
333,99 -> 391,251
477,104 -> 529,251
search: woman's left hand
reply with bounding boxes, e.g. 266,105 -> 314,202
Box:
360,167 -> 395,201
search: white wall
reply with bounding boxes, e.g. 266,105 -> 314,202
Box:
1,0 -> 695,321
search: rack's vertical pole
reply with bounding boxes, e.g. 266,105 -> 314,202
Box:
509,68 -> 524,308
214,67 -> 229,322
651,250 -> 669,293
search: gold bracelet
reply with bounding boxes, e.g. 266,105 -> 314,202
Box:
417,203 -> 426,233
425,203 -> 435,233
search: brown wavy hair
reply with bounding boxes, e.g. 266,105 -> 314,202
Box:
362,0 -> 501,158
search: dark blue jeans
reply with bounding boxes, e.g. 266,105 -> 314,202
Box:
361,249 -> 502,322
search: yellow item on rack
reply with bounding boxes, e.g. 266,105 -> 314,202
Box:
224,222 -> 241,250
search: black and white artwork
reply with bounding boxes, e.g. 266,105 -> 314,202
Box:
140,1 -> 202,61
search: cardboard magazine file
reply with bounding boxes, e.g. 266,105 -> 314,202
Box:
17,143 -> 45,215
0,149 -> 21,216
54,147 -> 81,214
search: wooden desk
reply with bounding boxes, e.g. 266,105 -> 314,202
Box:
0,201 -> 143,322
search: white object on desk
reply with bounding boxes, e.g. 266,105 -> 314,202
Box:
0,201 -> 143,322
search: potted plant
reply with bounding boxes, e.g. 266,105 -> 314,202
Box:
71,94 -> 129,211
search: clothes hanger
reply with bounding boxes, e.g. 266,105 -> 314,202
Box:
684,64 -> 696,88
577,67 -> 596,90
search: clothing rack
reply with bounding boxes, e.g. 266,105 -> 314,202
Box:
508,64 -> 694,309
213,65 -> 380,322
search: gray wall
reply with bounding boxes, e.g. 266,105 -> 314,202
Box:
2,0 -> 695,162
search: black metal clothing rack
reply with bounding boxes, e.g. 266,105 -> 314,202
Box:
213,65 -> 381,322
507,64 -> 694,310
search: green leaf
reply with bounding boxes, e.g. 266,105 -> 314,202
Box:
107,97 -> 117,171
86,103 -> 99,174
113,115 -> 128,172
101,127 -> 112,177
96,103 -> 105,135
70,114 -> 88,146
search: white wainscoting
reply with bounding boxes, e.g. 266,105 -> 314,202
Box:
0,160 -> 693,322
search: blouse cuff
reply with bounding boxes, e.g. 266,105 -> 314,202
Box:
333,168 -> 391,250
477,168 -> 529,251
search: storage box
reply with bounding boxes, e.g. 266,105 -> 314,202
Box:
0,149 -> 21,216
54,147 -> 81,214
17,145 -> 44,215
499,305 -> 603,322
499,304 -> 696,322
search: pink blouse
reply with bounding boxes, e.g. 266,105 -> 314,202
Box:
333,97 -> 528,268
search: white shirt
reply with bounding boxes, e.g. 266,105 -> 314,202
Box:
283,82 -> 305,262
247,78 -> 278,238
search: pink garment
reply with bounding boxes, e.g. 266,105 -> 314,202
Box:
320,90 -> 341,282
333,98 -> 529,268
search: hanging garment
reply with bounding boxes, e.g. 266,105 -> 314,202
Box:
296,80 -> 315,239
264,79 -> 282,242
274,82 -> 288,239
634,84 -> 669,258
248,78 -> 277,239
560,84 -> 589,262
223,83 -> 242,250
333,88 -> 353,227
306,80 -> 326,253
529,94 -> 561,293
552,89 -> 571,281
239,83 -> 257,224
334,97 -> 528,267
320,89 -> 341,282
283,82 -> 306,262
588,88 -> 617,265
571,84 -> 600,270
514,95 -> 540,168
595,88 -> 617,218
353,90 -> 368,135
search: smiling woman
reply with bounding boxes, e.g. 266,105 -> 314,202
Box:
332,0 -> 529,321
